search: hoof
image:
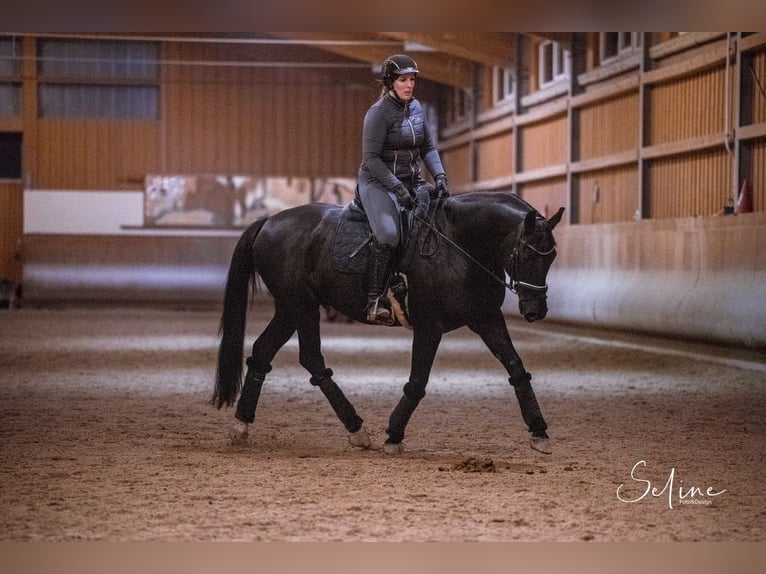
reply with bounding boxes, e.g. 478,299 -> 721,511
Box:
228,421 -> 249,445
348,426 -> 371,449
530,435 -> 552,454
383,441 -> 404,455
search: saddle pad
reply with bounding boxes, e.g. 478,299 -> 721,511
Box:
331,187 -> 436,275
332,202 -> 372,274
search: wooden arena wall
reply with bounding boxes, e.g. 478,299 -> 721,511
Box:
438,32 -> 766,347
2,35 -> 379,296
17,39 -> 378,190
3,33 -> 765,346
0,182 -> 23,286
439,33 -> 766,221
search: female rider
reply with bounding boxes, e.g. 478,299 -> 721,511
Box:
357,54 -> 449,325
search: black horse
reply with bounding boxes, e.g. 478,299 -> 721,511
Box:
213,191 -> 564,454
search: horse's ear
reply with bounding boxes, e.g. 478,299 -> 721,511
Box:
523,210 -> 537,237
548,207 -> 565,229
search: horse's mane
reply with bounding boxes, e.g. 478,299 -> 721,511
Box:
445,191 -> 539,226
450,191 -> 537,211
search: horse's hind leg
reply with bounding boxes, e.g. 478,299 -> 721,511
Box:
295,306 -> 370,449
230,307 -> 296,444
469,313 -> 551,454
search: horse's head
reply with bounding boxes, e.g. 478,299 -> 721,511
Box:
505,207 -> 564,322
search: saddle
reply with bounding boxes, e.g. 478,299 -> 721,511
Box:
331,185 -> 439,326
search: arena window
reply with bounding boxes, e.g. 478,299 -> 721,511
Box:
492,66 -> 516,107
538,40 -> 570,89
599,32 -> 642,65
0,36 -> 22,118
37,38 -> 159,120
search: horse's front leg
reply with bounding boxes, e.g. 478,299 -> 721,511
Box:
469,312 -> 551,454
384,325 -> 442,454
296,305 -> 370,449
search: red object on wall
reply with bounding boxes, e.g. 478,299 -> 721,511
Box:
735,179 -> 753,214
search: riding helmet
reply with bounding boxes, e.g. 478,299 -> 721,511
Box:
381,54 -> 419,88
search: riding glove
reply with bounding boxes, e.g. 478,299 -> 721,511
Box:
393,184 -> 416,210
435,174 -> 450,198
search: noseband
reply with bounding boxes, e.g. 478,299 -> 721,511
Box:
507,217 -> 556,295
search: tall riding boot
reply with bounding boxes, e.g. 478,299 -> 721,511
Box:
365,240 -> 395,325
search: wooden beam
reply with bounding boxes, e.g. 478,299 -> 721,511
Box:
266,32 -> 473,88
643,39 -> 729,86
570,151 -> 638,174
457,175 -> 515,193
739,32 -> 766,52
738,122 -> 766,141
642,133 -> 726,160
264,32 -> 398,66
514,164 -> 567,183
570,76 -> 640,108
379,32 -> 518,69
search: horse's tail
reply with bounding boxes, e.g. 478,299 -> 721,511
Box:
212,219 -> 267,409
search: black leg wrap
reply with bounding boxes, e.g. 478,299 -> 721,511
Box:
309,368 -> 334,386
235,369 -> 267,424
310,369 -> 363,433
509,372 -> 548,434
246,356 -> 273,375
508,371 -> 532,387
403,381 -> 427,401
386,382 -> 424,444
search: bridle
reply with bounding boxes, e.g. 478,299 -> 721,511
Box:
506,218 -> 556,295
412,209 -> 554,294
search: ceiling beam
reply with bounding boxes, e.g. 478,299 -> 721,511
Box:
266,32 -> 474,88
380,32 -> 518,69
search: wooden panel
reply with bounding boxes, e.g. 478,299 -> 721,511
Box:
649,66 -> 726,145
476,130 -> 514,181
519,114 -> 567,171
162,42 -> 378,178
441,143 -> 471,189
29,39 -> 381,188
34,120 -> 161,189
648,148 -> 732,219
577,165 -> 639,224
0,182 -> 23,282
518,177 -> 567,220
578,91 -> 639,159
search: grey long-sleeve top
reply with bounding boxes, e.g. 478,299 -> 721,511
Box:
358,92 -> 445,193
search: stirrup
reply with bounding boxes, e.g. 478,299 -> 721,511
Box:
366,297 -> 394,326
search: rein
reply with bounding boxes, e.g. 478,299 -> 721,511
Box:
412,210 -> 538,293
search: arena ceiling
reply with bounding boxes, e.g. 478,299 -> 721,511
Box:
264,32 -> 573,88
19,32 -> 573,89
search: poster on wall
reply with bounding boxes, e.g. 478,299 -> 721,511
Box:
144,175 -> 356,228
